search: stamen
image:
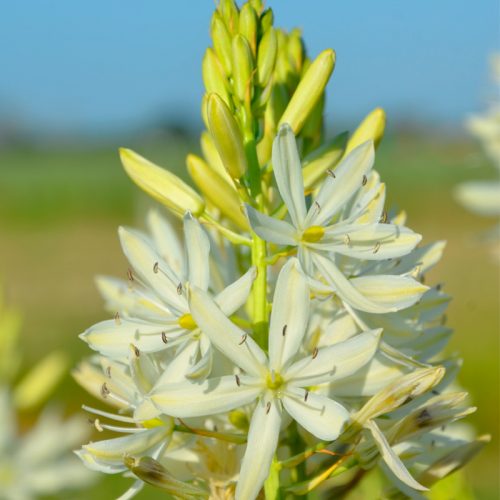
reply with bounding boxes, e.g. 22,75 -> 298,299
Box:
312,347 -> 319,359
105,366 -> 112,378
177,282 -> 183,295
362,174 -> 368,186
161,331 -> 168,344
326,168 -> 336,178
114,312 -> 121,325
127,268 -> 134,281
416,408 -> 432,428
266,401 -> 271,414
373,242 -> 381,254
343,234 -> 351,246
238,333 -> 248,345
380,210 -> 388,223
101,383 -> 110,398
304,389 -> 309,402
82,405 -> 135,423
235,374 -> 241,387
153,262 -> 159,274
132,344 -> 140,357
314,201 -> 321,213
282,324 -> 287,337
93,418 -> 104,432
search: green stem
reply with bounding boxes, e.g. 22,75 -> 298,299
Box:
201,213 -> 252,246
251,232 -> 268,349
174,423 -> 246,445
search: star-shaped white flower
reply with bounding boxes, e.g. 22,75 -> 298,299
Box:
246,124 -> 426,313
150,258 -> 381,500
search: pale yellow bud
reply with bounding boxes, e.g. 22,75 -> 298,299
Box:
211,13 -> 233,76
187,154 -> 248,230
232,34 -> 254,104
257,27 -> 277,87
207,93 -> 248,179
200,131 -> 232,182
279,49 -> 335,134
346,107 -> 386,155
239,3 -> 258,55
287,28 -> 304,74
120,148 -> 205,217
202,48 -> 230,105
218,0 -> 239,35
260,8 -> 274,33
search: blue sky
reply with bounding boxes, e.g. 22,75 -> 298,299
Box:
0,0 -> 498,135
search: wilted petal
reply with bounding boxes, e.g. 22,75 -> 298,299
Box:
272,124 -> 307,229
215,266 -> 257,316
189,286 -> 267,377
286,330 -> 381,386
283,388 -> 349,441
236,398 -> 282,500
306,141 -> 375,226
269,259 -> 310,371
150,375 -> 261,418
366,420 -> 427,491
183,212 -> 210,290
246,205 -> 297,245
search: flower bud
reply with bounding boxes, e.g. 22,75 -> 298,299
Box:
260,7 -> 274,33
287,28 -> 304,74
302,131 -> 348,190
120,148 -> 205,217
202,48 -> 230,105
200,130 -> 231,182
257,27 -> 277,87
229,409 -> 250,430
279,49 -> 335,134
232,34 -> 254,104
239,3 -> 258,55
218,0 -> 239,35
187,154 -> 248,229
211,13 -> 233,76
207,93 -> 248,180
346,107 -> 386,155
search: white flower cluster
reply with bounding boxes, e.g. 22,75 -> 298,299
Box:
76,126 -> 485,499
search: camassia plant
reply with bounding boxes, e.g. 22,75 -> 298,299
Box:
75,1 -> 487,498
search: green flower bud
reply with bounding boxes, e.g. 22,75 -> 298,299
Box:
279,49 -> 336,134
218,0 -> 239,35
287,28 -> 304,74
200,130 -> 231,182
232,34 -> 254,104
211,13 -> 233,76
346,107 -> 386,155
120,148 -> 205,217
207,93 -> 248,180
202,48 -> 230,105
187,154 -> 248,229
260,7 -> 274,33
257,27 -> 277,87
229,409 -> 250,430
239,3 -> 258,55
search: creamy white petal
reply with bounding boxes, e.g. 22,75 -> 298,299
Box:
272,124 -> 307,229
306,141 -> 375,226
215,266 -> 257,316
283,388 -> 349,441
455,180 -> 500,216
117,479 -> 144,500
155,339 -> 200,386
147,210 -> 183,275
236,398 -> 282,500
286,330 -> 381,386
246,205 -> 298,246
129,346 -> 160,394
351,275 -> 429,312
183,212 -> 210,290
119,227 -> 186,314
366,420 -> 428,491
317,224 -> 421,260
269,258 -> 310,371
150,375 -> 261,417
189,286 -> 267,377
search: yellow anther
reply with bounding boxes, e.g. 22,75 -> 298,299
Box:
178,313 -> 197,330
142,418 -> 165,429
302,225 -> 325,243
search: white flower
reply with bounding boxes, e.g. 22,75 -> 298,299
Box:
150,258 -> 381,499
246,124 -> 427,313
81,211 -> 256,380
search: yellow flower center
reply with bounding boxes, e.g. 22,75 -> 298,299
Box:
142,417 -> 165,429
302,225 -> 325,243
178,313 -> 197,330
266,371 -> 284,391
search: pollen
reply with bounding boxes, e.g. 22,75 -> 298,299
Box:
178,313 -> 197,330
302,225 -> 325,243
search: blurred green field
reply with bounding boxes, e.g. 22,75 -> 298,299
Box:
0,131 -> 498,499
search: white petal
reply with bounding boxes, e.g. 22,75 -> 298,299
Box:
269,258 -> 310,371
366,420 -> 428,491
455,180 -> 500,216
215,266 -> 257,316
119,227 -> 186,314
283,388 -> 349,441
272,124 -> 307,229
286,330 -> 381,386
245,205 -> 297,245
189,286 -> 267,377
117,480 -> 144,500
318,223 -> 421,260
150,375 -> 261,418
129,346 -> 160,394
351,275 -> 429,312
183,212 -> 210,290
306,140 -> 375,226
236,398 -> 282,500
147,210 -> 183,275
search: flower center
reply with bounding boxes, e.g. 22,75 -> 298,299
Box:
178,313 -> 197,330
266,370 -> 284,391
302,225 -> 325,243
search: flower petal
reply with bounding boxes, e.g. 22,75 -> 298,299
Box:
269,258 -> 310,371
285,330 -> 381,386
236,398 -> 282,500
150,375 -> 261,418
189,286 -> 267,377
306,140 -> 375,226
366,420 -> 428,491
245,205 -> 297,246
215,266 -> 257,316
282,388 -> 349,441
272,124 -> 307,229
183,212 -> 210,290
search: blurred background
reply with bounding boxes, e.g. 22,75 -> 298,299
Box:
0,0 -> 498,498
